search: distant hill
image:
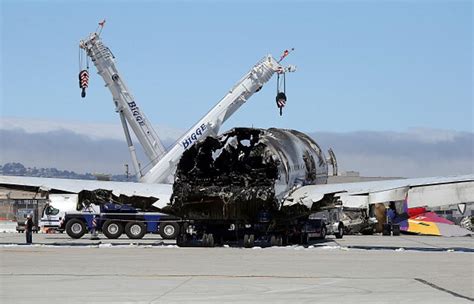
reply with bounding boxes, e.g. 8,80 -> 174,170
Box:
0,162 -> 136,182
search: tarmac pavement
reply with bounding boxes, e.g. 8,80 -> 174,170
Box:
0,233 -> 473,303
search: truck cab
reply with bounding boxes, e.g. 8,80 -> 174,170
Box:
39,194 -> 78,232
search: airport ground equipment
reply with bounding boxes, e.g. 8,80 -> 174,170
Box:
79,22 -> 295,183
61,202 -> 181,240
16,207 -> 43,233
304,207 -> 345,241
39,194 -> 78,232
16,200 -> 50,233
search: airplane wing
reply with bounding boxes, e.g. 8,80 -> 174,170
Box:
283,174 -> 474,210
0,175 -> 173,209
2,174 -> 473,211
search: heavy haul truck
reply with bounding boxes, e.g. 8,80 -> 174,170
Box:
62,202 -> 180,240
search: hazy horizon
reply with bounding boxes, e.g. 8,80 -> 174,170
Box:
1,117 -> 472,178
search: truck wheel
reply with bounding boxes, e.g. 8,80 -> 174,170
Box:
103,220 -> 123,239
125,222 -> 146,239
318,226 -> 327,240
335,225 -> 344,239
159,222 -> 179,239
66,219 -> 86,239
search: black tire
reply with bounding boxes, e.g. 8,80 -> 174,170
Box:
159,222 -> 179,239
102,220 -> 123,239
125,222 -> 146,239
382,223 -> 392,236
177,233 -> 188,247
65,219 -> 86,239
335,225 -> 344,239
318,226 -> 327,240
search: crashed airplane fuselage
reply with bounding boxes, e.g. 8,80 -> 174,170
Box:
170,128 -> 330,221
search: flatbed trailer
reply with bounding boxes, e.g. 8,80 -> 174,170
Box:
61,203 -> 181,240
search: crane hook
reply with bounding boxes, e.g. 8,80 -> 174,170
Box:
276,72 -> 287,116
79,69 -> 89,98
276,92 -> 287,116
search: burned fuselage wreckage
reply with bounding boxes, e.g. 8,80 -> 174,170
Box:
168,128 -> 337,244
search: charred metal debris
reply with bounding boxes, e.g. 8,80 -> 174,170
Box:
170,128 -> 330,221
77,189 -> 159,212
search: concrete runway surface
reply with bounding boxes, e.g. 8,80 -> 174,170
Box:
0,233 -> 473,303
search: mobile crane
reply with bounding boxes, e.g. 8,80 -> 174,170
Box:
79,31 -> 167,178
79,23 -> 295,183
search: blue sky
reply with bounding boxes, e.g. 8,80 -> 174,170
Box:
1,0 -> 472,134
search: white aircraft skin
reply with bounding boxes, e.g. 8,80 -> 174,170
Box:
0,175 -> 172,209
283,174 -> 474,210
1,174 -> 473,211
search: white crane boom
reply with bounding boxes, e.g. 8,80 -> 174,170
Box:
141,55 -> 295,184
79,32 -> 166,176
80,26 -> 294,183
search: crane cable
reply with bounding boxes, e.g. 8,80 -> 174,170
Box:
78,19 -> 105,98
275,48 -> 293,116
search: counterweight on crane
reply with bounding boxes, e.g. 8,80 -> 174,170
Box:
79,25 -> 295,184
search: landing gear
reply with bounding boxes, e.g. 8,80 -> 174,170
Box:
270,235 -> 283,247
270,235 -> 277,246
243,234 -> 255,248
176,233 -> 188,247
202,233 -> 215,247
